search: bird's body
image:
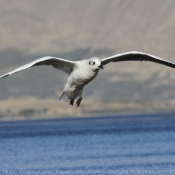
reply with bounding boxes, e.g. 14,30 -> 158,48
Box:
59,59 -> 100,106
1,51 -> 175,107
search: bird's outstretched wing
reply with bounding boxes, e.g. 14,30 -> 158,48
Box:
101,51 -> 175,68
0,56 -> 76,78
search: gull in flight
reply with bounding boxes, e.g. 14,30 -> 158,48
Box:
1,51 -> 175,107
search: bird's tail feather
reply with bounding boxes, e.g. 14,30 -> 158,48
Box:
59,92 -> 70,102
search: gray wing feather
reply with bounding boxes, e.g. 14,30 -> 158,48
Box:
101,51 -> 175,69
0,56 -> 76,78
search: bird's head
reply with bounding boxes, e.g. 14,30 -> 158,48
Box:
88,57 -> 103,71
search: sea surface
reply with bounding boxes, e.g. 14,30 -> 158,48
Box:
0,113 -> 175,175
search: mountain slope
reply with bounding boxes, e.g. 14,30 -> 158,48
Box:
1,0 -> 175,115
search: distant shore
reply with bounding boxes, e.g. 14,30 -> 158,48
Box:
0,97 -> 175,121
1,107 -> 175,122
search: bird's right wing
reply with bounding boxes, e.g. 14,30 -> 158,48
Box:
0,56 -> 77,78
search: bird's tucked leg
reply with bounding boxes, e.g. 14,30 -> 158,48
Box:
76,97 -> 82,107
70,99 -> 74,106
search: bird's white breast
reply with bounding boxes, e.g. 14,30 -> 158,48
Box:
68,60 -> 98,88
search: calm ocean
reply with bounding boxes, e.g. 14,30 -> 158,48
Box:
0,113 -> 175,175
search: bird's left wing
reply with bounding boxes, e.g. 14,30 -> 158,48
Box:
101,51 -> 175,69
0,56 -> 76,78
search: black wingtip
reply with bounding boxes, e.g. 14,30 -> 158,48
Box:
0,74 -> 9,78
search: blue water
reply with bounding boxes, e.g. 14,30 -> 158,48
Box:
0,113 -> 175,175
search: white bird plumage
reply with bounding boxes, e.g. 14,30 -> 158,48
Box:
1,51 -> 175,107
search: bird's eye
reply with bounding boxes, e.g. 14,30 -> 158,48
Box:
89,61 -> 91,65
93,62 -> 95,65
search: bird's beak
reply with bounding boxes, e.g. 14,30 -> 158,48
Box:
98,65 -> 104,69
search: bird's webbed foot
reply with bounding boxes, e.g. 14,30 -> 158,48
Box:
70,99 -> 74,106
76,97 -> 82,107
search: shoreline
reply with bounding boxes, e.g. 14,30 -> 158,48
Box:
1,110 -> 175,123
1,97 -> 175,122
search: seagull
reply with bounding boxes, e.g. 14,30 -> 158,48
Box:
1,51 -> 175,107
